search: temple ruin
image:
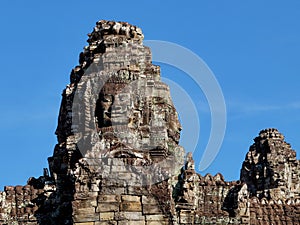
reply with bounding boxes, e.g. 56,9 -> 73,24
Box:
0,20 -> 299,225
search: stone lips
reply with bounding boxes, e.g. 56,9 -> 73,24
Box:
0,20 -> 299,224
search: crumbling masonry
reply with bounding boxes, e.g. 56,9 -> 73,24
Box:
0,20 -> 299,225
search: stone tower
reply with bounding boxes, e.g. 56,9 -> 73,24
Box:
0,21 -> 299,225
240,128 -> 300,200
48,20 -> 185,224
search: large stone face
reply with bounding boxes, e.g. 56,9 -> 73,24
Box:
0,20 -> 299,225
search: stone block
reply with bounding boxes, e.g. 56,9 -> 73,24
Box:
145,214 -> 165,221
142,196 -> 157,204
96,203 -> 119,212
121,195 -> 140,202
73,212 -> 99,222
74,223 -> 94,225
118,221 -> 145,225
115,211 -> 144,220
147,222 -> 168,225
74,207 -> 96,214
142,204 -> 161,214
120,202 -> 142,211
98,195 -> 120,203
99,212 -> 114,221
94,221 -> 117,225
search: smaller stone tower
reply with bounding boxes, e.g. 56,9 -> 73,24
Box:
240,128 -> 300,201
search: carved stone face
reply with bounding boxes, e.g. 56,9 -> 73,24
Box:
95,93 -> 114,128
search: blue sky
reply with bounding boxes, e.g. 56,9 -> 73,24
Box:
0,1 -> 300,188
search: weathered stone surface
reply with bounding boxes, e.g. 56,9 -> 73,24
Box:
0,20 -> 299,225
